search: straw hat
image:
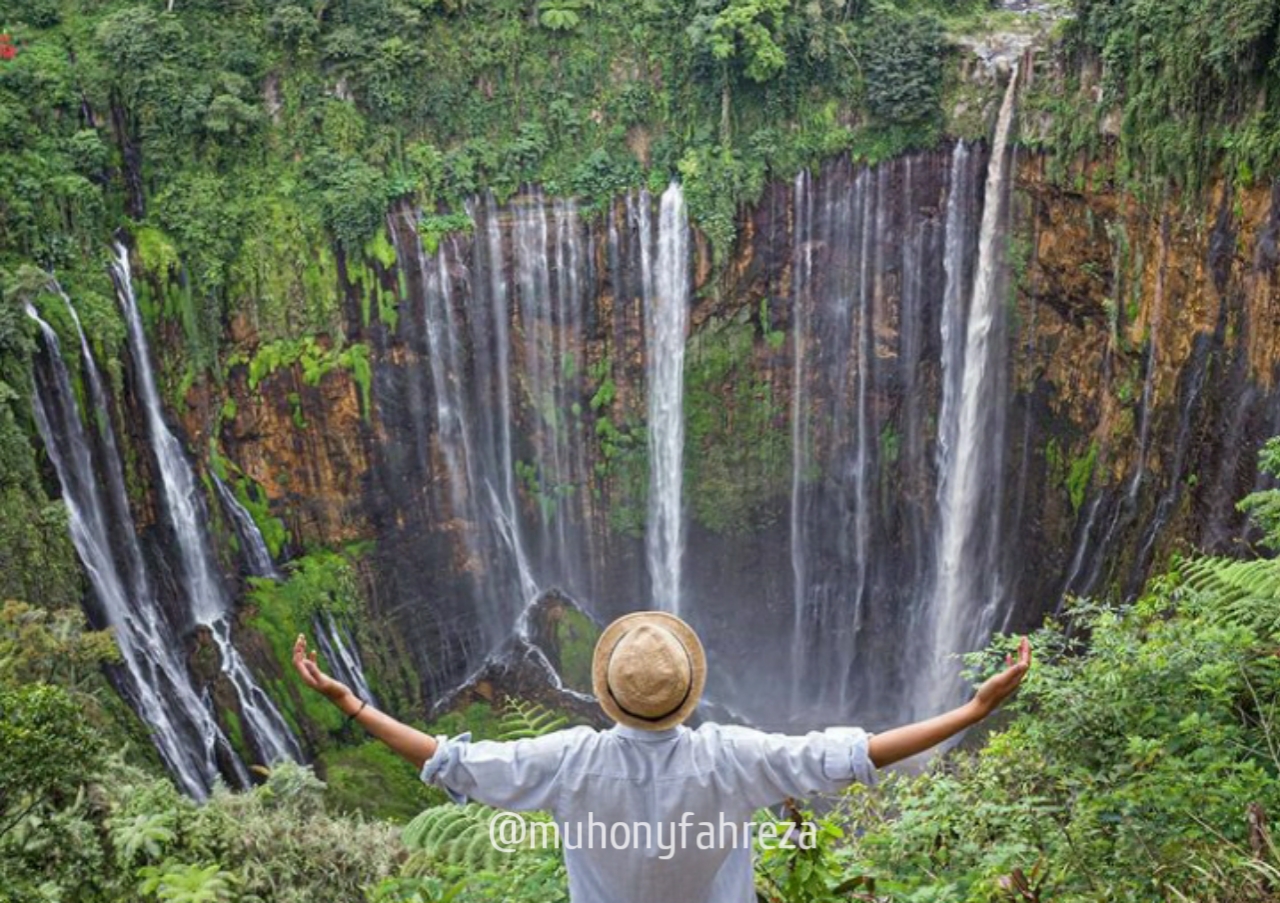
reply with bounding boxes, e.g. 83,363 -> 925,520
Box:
592,611 -> 706,731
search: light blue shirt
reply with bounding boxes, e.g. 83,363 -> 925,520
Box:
420,722 -> 878,903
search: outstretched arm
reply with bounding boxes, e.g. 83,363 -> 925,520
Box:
292,634 -> 438,770
867,636 -> 1031,768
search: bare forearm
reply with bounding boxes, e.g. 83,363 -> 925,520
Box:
868,637 -> 1033,767
333,692 -> 438,770
867,699 -> 985,768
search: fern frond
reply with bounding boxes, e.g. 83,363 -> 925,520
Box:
1181,555 -> 1280,636
498,699 -> 569,740
401,802 -> 558,873
463,825 -> 498,869
401,803 -> 527,869
403,804 -> 489,851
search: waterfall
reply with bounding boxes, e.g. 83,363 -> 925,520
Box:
788,159 -> 911,718
482,196 -> 539,603
1058,494 -> 1104,609
554,198 -> 595,594
926,72 -> 1019,714
513,192 -> 591,590
212,473 -> 377,706
790,166 -> 877,709
899,156 -> 932,580
514,191 -> 557,547
936,142 -> 974,483
213,475 -> 279,580
790,168 -> 813,700
385,185 -> 689,690
26,300 -> 240,798
110,244 -> 302,767
313,611 -> 376,705
380,150 -> 1033,725
390,198 -> 602,702
411,208 -> 530,654
1128,334 -> 1213,591
642,183 -> 690,614
849,168 -> 875,645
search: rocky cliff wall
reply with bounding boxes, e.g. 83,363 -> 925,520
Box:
185,142 -> 1280,729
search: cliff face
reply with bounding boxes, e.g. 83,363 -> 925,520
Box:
1016,161 -> 1280,598
193,143 -> 1280,729
213,360 -> 371,547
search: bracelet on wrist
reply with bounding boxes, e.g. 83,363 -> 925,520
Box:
344,698 -> 368,726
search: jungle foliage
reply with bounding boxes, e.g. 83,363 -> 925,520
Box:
1,0 -> 977,363
0,0 -> 978,602
10,531 -> 1280,901
1031,0 -> 1280,196
6,0 -> 1280,898
4,0 -> 1278,602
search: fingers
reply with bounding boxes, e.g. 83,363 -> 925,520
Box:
292,634 -> 308,676
1003,637 -> 1032,691
293,634 -> 319,687
1004,636 -> 1032,676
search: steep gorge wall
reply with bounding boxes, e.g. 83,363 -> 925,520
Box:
183,141 -> 1280,730
1017,161 -> 1280,598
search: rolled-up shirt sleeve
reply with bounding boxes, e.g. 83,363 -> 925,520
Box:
419,727 -> 584,811
719,725 -> 878,810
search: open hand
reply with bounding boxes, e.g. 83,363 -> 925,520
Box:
972,636 -> 1031,718
292,634 -> 351,702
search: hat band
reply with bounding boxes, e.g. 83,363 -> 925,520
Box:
605,638 -> 694,724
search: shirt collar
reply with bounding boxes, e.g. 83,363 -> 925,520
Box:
609,723 -> 684,741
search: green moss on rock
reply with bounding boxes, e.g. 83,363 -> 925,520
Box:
684,311 -> 790,535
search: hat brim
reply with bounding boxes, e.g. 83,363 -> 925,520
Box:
592,611 -> 706,731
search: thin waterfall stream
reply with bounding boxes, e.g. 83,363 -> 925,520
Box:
212,473 -> 376,704
111,243 -> 302,767
643,183 -> 691,615
27,299 -> 241,797
925,71 -> 1019,716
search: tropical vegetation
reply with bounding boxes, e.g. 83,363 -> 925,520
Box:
4,0 -> 1280,899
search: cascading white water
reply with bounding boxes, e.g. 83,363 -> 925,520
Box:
111,243 -> 301,767
514,192 -> 556,538
27,300 -> 237,798
787,162 -> 891,718
483,196 -> 539,602
213,475 -> 279,580
642,183 -> 690,615
513,191 -> 591,587
419,217 -> 518,647
790,168 -> 813,697
553,198 -> 593,592
927,72 -> 1019,714
314,611 -> 376,704
849,168 -> 875,645
936,141 -> 973,481
213,473 -> 377,705
395,203 -> 596,705
1130,336 -> 1212,584
392,188 -> 605,696
395,184 -> 687,695
898,156 -> 932,576
827,170 -> 864,670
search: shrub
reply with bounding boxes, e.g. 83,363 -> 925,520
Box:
844,573 -> 1280,901
859,7 -> 945,125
